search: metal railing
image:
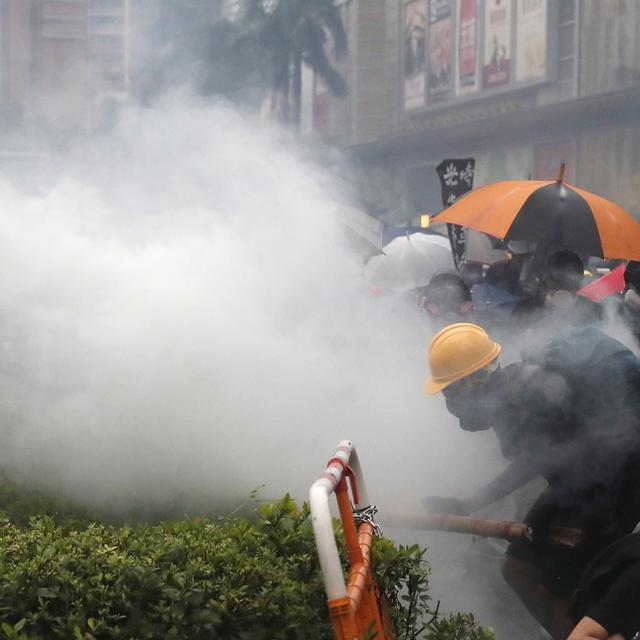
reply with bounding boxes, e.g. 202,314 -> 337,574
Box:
309,440 -> 394,640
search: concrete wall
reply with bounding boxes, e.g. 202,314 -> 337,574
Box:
384,0 -> 401,133
350,0 -> 387,145
5,0 -> 35,114
579,0 -> 640,97
578,124 -> 640,217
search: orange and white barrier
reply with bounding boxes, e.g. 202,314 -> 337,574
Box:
309,440 -> 394,640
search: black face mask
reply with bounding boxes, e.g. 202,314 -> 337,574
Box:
443,381 -> 501,432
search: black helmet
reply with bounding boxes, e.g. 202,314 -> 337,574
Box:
544,250 -> 584,293
420,272 -> 471,315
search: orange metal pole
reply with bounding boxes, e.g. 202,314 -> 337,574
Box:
314,443 -> 395,640
346,523 -> 388,639
358,524 -> 395,639
328,596 -> 358,640
336,477 -> 363,567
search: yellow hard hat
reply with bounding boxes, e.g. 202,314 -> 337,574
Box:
424,322 -> 501,395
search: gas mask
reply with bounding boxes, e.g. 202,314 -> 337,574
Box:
545,289 -> 575,310
443,378 -> 501,432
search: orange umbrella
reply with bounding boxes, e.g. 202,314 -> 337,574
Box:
434,169 -> 640,260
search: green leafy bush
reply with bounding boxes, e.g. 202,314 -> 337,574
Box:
0,492 -> 494,640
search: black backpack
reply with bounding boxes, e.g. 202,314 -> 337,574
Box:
522,327 -> 640,434
525,328 -> 640,535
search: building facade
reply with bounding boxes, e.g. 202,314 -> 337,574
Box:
303,0 -> 640,224
0,0 -> 129,137
0,0 -> 226,143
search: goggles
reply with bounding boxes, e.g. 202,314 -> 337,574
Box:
444,358 -> 499,395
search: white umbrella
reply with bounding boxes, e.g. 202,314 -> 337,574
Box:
465,229 -> 509,265
364,233 -> 454,291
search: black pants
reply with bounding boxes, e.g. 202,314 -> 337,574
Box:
506,486 -> 624,598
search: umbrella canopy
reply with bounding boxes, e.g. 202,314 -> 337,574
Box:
364,233 -> 454,291
434,178 -> 640,260
465,229 -> 509,265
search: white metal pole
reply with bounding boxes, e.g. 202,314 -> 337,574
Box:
309,440 -> 370,601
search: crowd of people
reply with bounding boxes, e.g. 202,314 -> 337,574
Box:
415,245 -> 639,340
416,243 -> 640,639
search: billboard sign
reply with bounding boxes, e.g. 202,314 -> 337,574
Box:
516,0 -> 547,82
428,0 -> 453,102
404,0 -> 427,110
483,0 -> 512,89
456,0 -> 478,94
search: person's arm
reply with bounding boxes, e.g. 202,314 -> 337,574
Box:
424,459 -> 538,514
567,616 -> 623,640
465,458 -> 538,511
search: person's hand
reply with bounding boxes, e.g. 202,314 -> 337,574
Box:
422,496 -> 471,515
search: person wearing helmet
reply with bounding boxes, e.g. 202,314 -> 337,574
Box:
414,272 -> 473,329
423,322 -> 640,640
512,250 -> 601,327
471,261 -> 530,326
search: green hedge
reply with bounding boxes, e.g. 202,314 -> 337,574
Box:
0,493 -> 494,640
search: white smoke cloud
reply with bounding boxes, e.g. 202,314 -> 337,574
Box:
15,96 -> 640,636
0,96 -> 503,517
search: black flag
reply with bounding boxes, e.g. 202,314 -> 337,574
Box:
436,158 -> 475,270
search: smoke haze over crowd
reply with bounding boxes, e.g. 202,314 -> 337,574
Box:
0,97 -> 503,518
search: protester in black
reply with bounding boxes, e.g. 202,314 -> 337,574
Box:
568,532 -> 640,640
415,272 -> 474,330
512,249 -> 602,327
424,323 -> 640,640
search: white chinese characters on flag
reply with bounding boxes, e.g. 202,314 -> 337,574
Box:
436,158 -> 475,269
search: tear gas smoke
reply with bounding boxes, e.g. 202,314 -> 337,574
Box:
0,96 -> 503,518
4,96 -> 639,639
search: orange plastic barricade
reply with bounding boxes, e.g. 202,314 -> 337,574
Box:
309,440 -> 395,640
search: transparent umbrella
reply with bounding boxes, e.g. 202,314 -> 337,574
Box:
465,229 -> 509,265
364,233 -> 454,291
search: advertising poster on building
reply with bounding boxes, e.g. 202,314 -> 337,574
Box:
428,0 -> 453,102
483,0 -> 512,89
516,0 -> 547,82
404,0 -> 427,110
456,0 -> 478,95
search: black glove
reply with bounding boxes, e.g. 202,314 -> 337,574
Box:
422,495 -> 470,515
